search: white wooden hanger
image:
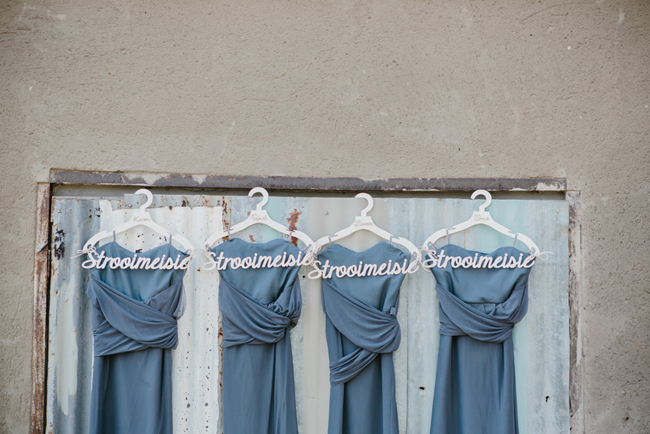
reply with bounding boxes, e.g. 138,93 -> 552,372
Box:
314,193 -> 422,268
82,189 -> 194,253
422,189 -> 540,255
202,187 -> 315,250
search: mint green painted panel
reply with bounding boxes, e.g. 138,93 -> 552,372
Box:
47,195 -> 226,434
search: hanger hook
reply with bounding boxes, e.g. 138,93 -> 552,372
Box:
134,188 -> 153,212
249,187 -> 269,211
471,189 -> 492,213
355,192 -> 373,217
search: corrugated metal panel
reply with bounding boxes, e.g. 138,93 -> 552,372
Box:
47,195 -> 226,434
47,194 -> 569,434
47,198 -> 95,433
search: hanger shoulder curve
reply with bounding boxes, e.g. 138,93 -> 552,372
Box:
83,189 -> 195,253
202,209 -> 315,250
423,216 -> 540,256
84,218 -> 194,253
423,190 -> 540,255
390,236 -> 422,260
315,217 -> 421,260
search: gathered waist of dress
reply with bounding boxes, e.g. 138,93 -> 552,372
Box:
218,277 -> 302,347
88,278 -> 182,356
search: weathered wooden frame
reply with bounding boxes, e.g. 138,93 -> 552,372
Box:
31,170 -> 582,433
31,183 -> 51,434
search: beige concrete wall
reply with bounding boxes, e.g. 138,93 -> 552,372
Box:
0,0 -> 648,432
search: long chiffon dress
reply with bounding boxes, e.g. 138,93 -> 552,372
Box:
212,238 -> 303,434
428,244 -> 534,434
319,242 -> 408,434
87,241 -> 188,434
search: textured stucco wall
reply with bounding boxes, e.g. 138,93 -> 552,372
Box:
0,0 -> 648,432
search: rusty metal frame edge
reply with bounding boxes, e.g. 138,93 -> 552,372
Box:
50,170 -> 566,192
566,190 -> 584,434
31,183 -> 51,434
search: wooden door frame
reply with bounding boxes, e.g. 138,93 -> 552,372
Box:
31,170 -> 582,433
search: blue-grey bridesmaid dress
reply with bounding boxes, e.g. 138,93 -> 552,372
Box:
212,238 -> 302,434
428,244 -> 534,434
87,241 -> 188,434
319,242 -> 408,434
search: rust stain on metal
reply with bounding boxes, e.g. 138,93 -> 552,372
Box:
217,319 -> 224,391
286,209 -> 302,246
31,183 -> 51,434
249,234 -> 255,242
221,197 -> 228,217
221,196 -> 231,243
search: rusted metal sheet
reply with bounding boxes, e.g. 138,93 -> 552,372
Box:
46,195 -> 226,433
50,170 -> 567,192
31,183 -> 51,434
47,198 -> 100,433
45,192 -> 570,434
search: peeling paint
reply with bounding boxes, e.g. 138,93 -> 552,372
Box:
53,228 -> 65,260
535,182 -> 563,191
51,171 -> 567,193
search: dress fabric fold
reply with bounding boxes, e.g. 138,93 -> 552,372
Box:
87,242 -> 188,434
318,242 -> 408,434
213,238 -> 303,434
321,280 -> 401,384
429,244 -> 534,434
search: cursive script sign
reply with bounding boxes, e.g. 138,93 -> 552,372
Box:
81,250 -> 191,270
203,250 -> 312,271
308,258 -> 417,279
421,249 -> 535,269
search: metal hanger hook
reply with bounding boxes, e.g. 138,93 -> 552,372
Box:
355,192 -> 373,217
471,189 -> 492,213
134,188 -> 154,212
249,187 -> 269,211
